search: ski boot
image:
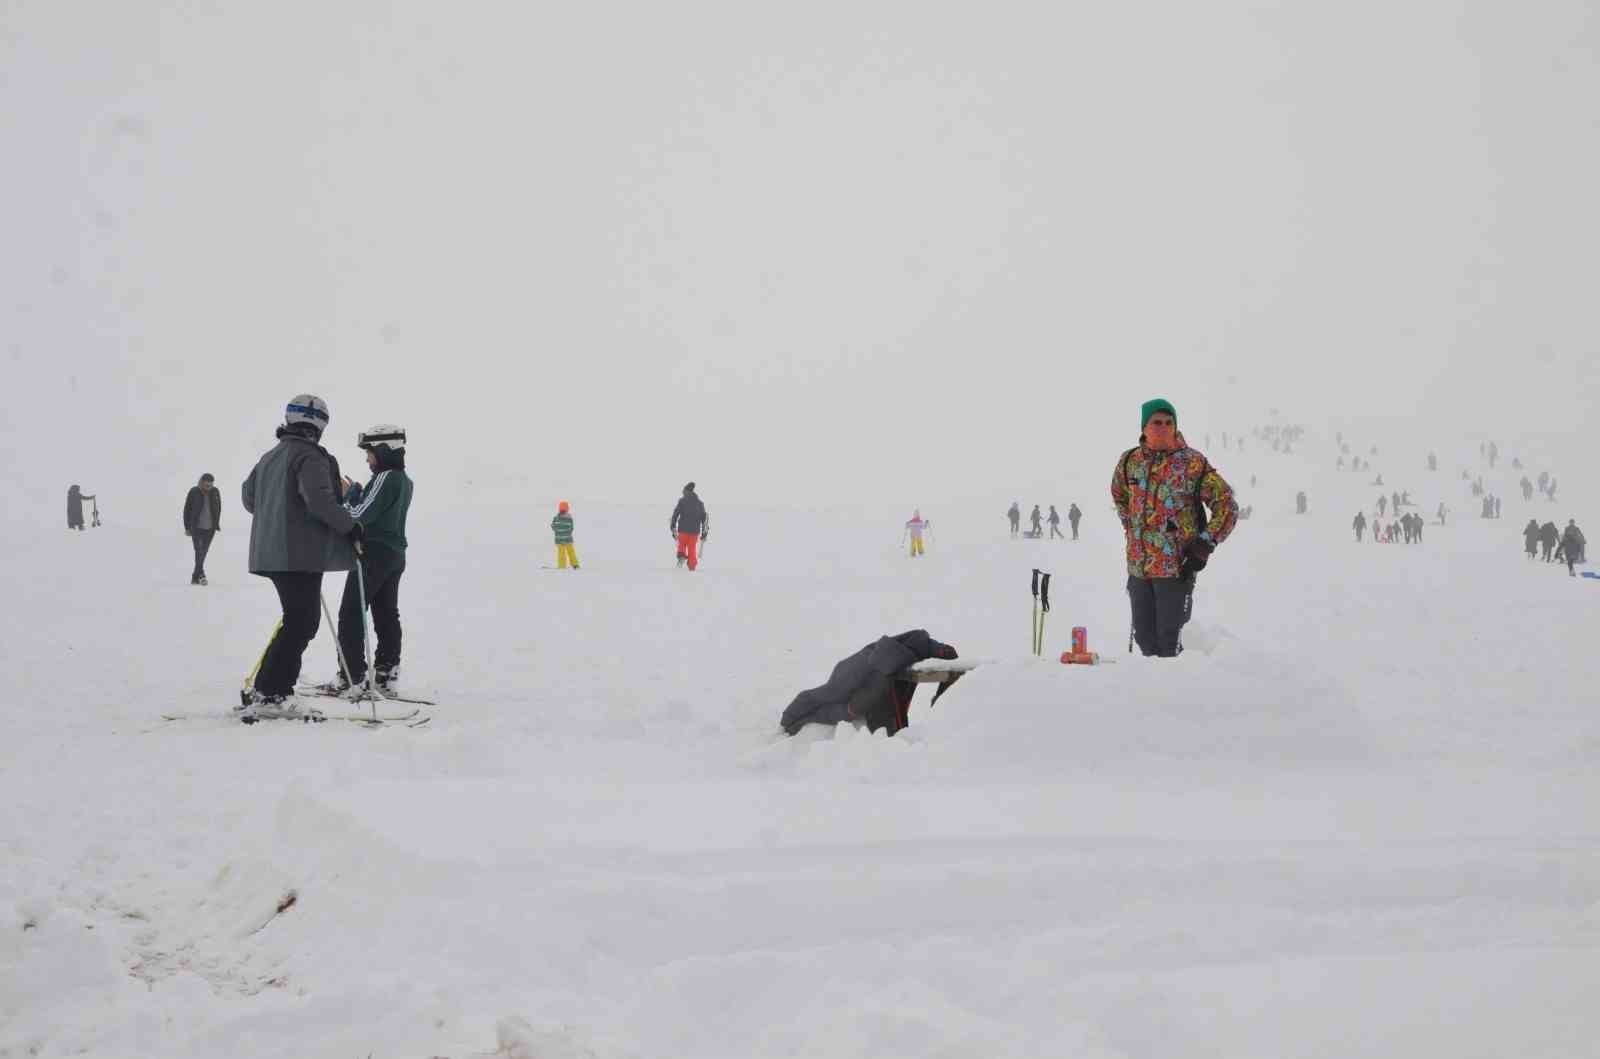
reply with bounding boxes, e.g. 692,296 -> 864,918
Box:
239,691 -> 324,724
310,673 -> 353,697
374,665 -> 399,697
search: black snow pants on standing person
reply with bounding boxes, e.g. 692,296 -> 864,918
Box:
1127,575 -> 1192,657
336,544 -> 405,683
256,573 -> 324,697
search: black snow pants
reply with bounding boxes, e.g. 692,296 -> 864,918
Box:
191,530 -> 215,580
255,572 -> 323,697
1127,575 -> 1192,658
337,545 -> 405,683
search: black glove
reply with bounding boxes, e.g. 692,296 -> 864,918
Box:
1181,538 -> 1213,576
347,522 -> 367,547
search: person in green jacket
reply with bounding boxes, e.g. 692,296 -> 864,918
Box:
552,501 -> 579,569
318,424 -> 413,695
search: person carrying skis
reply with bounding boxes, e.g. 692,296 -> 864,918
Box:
1111,398 -> 1238,658
1007,502 -> 1021,538
66,484 -> 95,531
552,501 -> 579,569
670,482 -> 709,570
1353,511 -> 1367,542
182,473 -> 223,584
240,395 -> 360,718
905,510 -> 929,557
317,424 -> 414,696
1029,505 -> 1043,537
1068,502 -> 1082,540
1047,505 -> 1064,540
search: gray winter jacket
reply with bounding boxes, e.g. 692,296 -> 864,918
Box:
241,429 -> 357,574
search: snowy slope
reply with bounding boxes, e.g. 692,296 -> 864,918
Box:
2,434 -> 1598,1058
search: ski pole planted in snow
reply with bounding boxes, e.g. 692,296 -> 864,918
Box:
1030,569 -> 1040,655
1038,571 -> 1051,655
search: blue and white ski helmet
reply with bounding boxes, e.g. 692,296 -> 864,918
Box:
285,394 -> 330,433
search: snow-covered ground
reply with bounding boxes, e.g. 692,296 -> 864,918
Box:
3,438 -> 1598,1058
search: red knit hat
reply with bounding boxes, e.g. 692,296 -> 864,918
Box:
558,501 -> 570,513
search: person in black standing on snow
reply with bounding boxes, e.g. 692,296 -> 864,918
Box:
183,473 -> 223,584
1007,502 -> 1021,538
1029,505 -> 1043,537
670,482 -> 709,571
1067,502 -> 1082,540
239,395 -> 361,719
67,485 -> 96,531
317,425 -> 414,695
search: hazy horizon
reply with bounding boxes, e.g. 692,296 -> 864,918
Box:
5,1 -> 1597,515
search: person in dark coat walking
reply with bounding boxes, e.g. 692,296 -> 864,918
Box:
1047,505 -> 1064,540
1029,505 -> 1043,537
1007,502 -> 1021,538
670,482 -> 709,571
1067,502 -> 1082,540
1353,511 -> 1367,542
66,485 -> 95,530
1539,521 -> 1559,562
182,473 -> 223,584
1523,519 -> 1541,559
239,395 -> 360,718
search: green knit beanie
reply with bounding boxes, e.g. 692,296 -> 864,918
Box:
1141,398 -> 1177,430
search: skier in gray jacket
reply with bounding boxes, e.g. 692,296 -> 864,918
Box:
239,394 -> 361,717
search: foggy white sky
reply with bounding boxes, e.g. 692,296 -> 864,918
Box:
3,0 -> 1597,515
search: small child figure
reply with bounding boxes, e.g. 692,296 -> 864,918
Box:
552,501 -> 579,569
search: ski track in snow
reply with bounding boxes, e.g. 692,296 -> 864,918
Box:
2,446 -> 1598,1058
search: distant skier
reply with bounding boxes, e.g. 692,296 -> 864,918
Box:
905,510 -> 929,557
1029,505 -> 1043,538
1437,502 -> 1448,526
1539,521 -> 1559,562
1392,491 -> 1401,514
1410,512 -> 1424,544
1547,478 -> 1558,503
670,482 -> 709,571
1007,502 -> 1021,539
1067,502 -> 1082,541
1378,495 -> 1388,517
1047,505 -> 1063,540
1353,511 -> 1367,542
240,395 -> 360,719
182,473 -> 223,585
1521,477 -> 1534,502
1428,451 -> 1437,471
1488,441 -> 1498,468
66,484 -> 95,531
1555,524 -> 1580,582
1494,496 -> 1502,519
1523,519 -> 1541,559
1538,471 -> 1550,496
1111,398 -> 1237,659
551,501 -> 579,570
1296,491 -> 1308,515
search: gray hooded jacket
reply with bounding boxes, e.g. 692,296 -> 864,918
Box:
241,429 -> 356,574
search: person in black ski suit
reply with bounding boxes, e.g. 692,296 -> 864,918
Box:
670,482 -> 709,571
1353,511 -> 1367,542
1539,521 -> 1559,562
67,485 -> 95,530
1523,519 -> 1541,559
1067,502 -> 1082,540
1029,505 -> 1043,537
240,395 -> 360,717
182,473 -> 223,584
780,630 -> 959,736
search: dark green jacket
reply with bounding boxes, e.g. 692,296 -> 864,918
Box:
348,466 -> 412,554
551,512 -> 574,544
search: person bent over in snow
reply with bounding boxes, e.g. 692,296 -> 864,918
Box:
240,395 -> 359,718
317,425 -> 413,696
1111,398 -> 1238,658
780,630 -> 959,736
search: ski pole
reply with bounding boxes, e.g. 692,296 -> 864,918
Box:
354,549 -> 377,716
1038,571 -> 1051,655
1030,569 -> 1040,656
242,620 -> 283,706
320,592 -> 359,692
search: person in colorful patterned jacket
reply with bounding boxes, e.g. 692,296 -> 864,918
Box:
552,501 -> 579,569
1111,398 -> 1238,658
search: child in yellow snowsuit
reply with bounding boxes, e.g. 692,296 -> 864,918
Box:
552,501 -> 579,569
905,511 -> 929,557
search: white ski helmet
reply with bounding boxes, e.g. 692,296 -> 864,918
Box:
285,394 -> 330,432
358,424 -> 406,452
